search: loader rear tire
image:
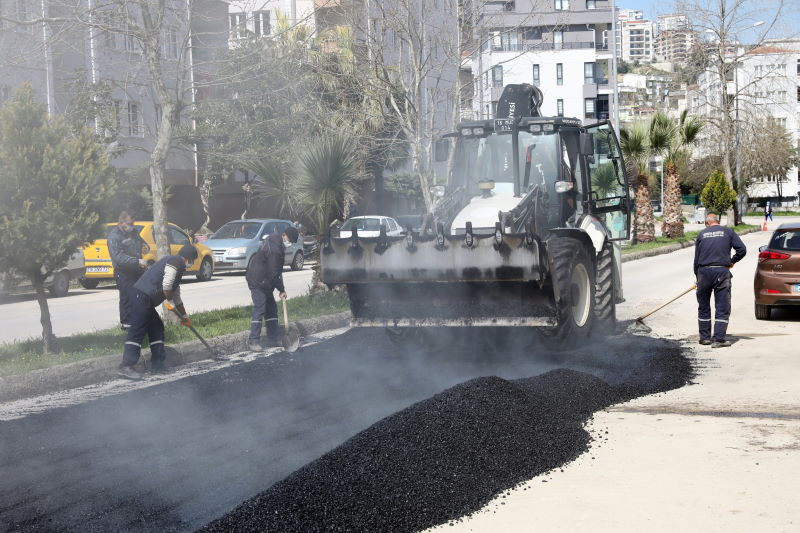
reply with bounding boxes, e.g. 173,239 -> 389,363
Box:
543,238 -> 595,344
594,239 -> 616,333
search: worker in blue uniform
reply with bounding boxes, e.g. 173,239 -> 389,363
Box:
693,212 -> 747,348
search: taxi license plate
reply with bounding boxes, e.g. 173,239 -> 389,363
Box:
87,266 -> 109,273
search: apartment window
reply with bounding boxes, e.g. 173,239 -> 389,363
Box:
775,117 -> 787,128
162,27 -> 178,59
127,101 -> 141,137
557,99 -> 564,116
587,0 -> 596,8
532,64 -> 540,86
491,101 -> 499,116
796,59 -> 800,75
553,30 -> 563,49
584,62 -> 595,84
556,63 -> 563,85
229,13 -> 246,37
111,100 -> 121,135
584,98 -> 596,119
492,65 -> 503,88
554,0 -> 569,10
797,87 -> 800,102
16,0 -> 32,32
124,30 -> 137,53
253,10 -> 270,36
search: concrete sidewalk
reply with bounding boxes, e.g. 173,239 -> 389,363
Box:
439,230 -> 800,532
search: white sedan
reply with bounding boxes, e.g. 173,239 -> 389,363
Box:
338,216 -> 404,238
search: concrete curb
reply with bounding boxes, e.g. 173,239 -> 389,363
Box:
621,227 -> 760,263
0,312 -> 351,404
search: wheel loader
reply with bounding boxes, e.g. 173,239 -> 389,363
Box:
321,84 -> 631,339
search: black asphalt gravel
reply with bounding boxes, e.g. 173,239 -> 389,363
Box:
0,328 -> 691,532
201,331 -> 691,533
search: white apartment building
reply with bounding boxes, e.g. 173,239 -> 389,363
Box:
228,0 -> 315,41
654,14 -> 696,65
619,19 -> 655,63
690,41 -> 800,202
470,0 -> 615,124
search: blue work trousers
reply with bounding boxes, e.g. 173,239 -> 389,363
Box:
115,269 -> 143,329
696,266 -> 732,342
121,290 -> 166,368
250,287 -> 279,341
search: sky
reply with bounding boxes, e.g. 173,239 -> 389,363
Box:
619,0 -> 800,40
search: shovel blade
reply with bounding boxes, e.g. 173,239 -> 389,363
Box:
282,324 -> 300,353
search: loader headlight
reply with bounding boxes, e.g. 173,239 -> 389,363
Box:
471,127 -> 484,136
529,124 -> 542,133
554,180 -> 574,193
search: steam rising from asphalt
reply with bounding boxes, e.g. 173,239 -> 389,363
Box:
0,326 -> 691,532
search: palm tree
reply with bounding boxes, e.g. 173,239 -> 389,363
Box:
657,110 -> 703,238
620,118 -> 671,243
295,134 -> 365,235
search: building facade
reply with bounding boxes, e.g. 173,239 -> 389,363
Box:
227,0 -> 315,43
654,14 -> 696,65
0,0 -> 229,228
689,40 -> 800,203
468,0 -> 615,124
618,18 -> 655,63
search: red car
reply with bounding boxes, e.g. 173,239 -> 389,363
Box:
754,223 -> 800,319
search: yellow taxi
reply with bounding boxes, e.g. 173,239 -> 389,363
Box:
80,222 -> 214,289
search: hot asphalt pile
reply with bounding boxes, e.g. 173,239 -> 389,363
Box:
201,335 -> 691,533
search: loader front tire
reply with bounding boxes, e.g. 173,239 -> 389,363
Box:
593,239 -> 616,333
544,238 -> 595,344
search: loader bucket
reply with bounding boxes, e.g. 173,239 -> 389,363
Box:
320,229 -> 558,327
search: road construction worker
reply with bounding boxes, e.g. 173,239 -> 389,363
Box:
693,212 -> 747,348
108,211 -> 150,330
118,244 -> 197,380
245,227 -> 297,350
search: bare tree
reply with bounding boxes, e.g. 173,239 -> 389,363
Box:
676,0 -> 792,223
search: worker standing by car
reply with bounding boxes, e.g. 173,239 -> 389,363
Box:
245,227 -> 297,350
108,211 -> 150,330
118,244 -> 197,380
693,212 -> 747,348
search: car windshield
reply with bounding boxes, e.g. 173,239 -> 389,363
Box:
211,222 -> 262,240
770,230 -> 800,251
341,218 -> 382,231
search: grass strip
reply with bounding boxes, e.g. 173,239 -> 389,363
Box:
0,290 -> 349,377
622,224 -> 756,255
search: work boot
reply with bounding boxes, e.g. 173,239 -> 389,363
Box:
711,340 -> 732,348
247,340 -> 262,352
118,365 -> 144,380
698,339 -> 712,346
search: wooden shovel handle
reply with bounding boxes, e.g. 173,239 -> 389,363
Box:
282,298 -> 289,328
636,284 -> 697,322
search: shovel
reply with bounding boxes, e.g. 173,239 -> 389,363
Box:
167,305 -> 224,360
281,298 -> 300,352
627,284 -> 697,334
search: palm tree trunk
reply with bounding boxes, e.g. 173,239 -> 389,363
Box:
634,173 -> 655,243
661,162 -> 684,238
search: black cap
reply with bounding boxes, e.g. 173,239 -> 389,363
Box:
284,226 -> 299,244
178,244 -> 198,261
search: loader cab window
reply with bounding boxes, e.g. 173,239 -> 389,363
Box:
585,122 -> 630,240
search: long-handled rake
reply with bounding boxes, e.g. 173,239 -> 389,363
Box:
627,284 -> 697,334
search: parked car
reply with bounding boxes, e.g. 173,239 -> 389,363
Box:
338,216 -> 404,238
81,222 -> 214,288
204,218 -> 305,273
754,223 -> 800,320
0,249 -> 85,298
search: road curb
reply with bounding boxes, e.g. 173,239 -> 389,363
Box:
0,312 -> 351,404
621,227 -> 760,263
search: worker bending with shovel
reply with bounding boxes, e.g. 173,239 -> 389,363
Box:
693,212 -> 747,348
246,227 -> 297,351
118,244 -> 198,379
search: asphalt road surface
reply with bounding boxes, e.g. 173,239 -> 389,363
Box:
0,268 -> 314,343
1,223 -> 798,532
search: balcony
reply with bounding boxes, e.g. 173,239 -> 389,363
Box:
487,41 -> 610,53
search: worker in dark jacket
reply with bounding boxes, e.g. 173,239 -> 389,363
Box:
693,212 -> 747,348
118,244 -> 198,380
108,211 -> 150,330
245,227 -> 297,350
